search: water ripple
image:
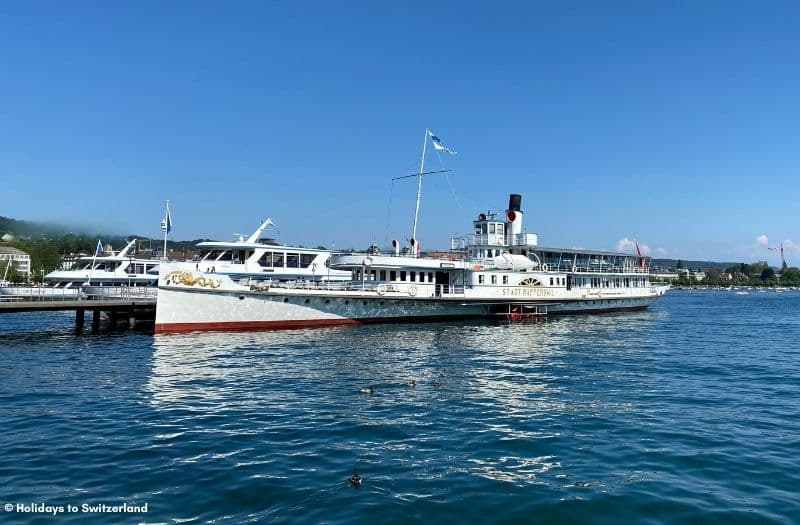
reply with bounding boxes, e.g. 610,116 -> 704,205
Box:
1,292 -> 799,523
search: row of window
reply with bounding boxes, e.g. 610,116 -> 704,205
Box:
472,274 -> 645,288
470,248 -> 505,258
200,249 -> 319,269
353,269 -> 436,283
474,222 -> 505,235
477,274 -> 510,285
576,277 -> 646,288
258,252 -> 318,269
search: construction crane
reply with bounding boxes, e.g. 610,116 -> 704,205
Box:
768,242 -> 787,269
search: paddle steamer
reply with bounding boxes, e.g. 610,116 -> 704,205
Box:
155,194 -> 667,332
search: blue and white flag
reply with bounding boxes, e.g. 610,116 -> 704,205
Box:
428,130 -> 457,155
95,240 -> 104,256
161,204 -> 172,233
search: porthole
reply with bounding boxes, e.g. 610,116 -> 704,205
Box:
283,298 -> 289,303
363,301 -> 368,305
345,300 -> 350,305
238,295 -> 245,300
379,301 -> 385,306
325,299 -> 331,304
304,299 -> 310,304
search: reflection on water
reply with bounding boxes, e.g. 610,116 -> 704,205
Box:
146,311 -> 662,488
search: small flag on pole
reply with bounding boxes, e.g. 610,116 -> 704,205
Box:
95,240 -> 104,256
428,130 -> 457,155
161,205 -> 172,233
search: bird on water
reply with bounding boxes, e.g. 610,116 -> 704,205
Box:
359,385 -> 374,395
349,468 -> 363,487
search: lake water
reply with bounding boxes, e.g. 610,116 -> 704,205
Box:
1,290 -> 798,523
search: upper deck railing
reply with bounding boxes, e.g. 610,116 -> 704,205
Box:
451,233 -> 539,249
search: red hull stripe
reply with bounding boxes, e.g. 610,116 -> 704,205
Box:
154,314 -> 485,333
153,305 -> 649,333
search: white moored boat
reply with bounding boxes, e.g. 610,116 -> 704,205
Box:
155,193 -> 668,333
0,239 -> 160,300
180,218 -> 350,283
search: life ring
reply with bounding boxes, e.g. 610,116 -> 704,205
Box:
363,256 -> 373,266
572,265 -> 577,273
408,285 -> 418,297
376,284 -> 387,295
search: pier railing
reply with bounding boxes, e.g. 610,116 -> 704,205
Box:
0,285 -> 157,302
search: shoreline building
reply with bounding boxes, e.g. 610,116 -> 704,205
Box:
0,246 -> 31,277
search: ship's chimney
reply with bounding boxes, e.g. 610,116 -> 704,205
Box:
506,194 -> 523,239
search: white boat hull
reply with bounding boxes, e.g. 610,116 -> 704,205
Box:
155,285 -> 489,332
155,276 -> 660,333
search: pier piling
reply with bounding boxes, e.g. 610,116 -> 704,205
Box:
75,309 -> 85,334
91,309 -> 101,334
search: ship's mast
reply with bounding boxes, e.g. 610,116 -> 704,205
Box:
411,128 -> 429,244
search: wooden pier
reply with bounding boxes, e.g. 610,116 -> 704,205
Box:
0,298 -> 156,333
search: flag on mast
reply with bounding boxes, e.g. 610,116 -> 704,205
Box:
428,130 -> 457,155
161,203 -> 172,233
635,242 -> 645,268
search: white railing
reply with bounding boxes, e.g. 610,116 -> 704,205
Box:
81,286 -> 159,300
251,280 -> 383,292
249,279 -> 467,296
0,285 -> 158,301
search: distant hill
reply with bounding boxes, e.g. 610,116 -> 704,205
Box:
0,215 -> 72,238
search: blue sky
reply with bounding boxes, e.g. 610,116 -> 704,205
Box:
1,1 -> 798,264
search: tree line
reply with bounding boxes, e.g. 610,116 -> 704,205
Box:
670,260 -> 800,287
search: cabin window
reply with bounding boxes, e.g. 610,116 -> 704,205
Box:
419,272 -> 425,283
502,275 -> 508,284
300,254 -> 316,267
390,271 -> 397,281
478,275 -> 485,284
259,251 -> 284,268
380,270 -> 386,281
549,277 -> 553,286
428,272 -> 434,282
474,224 -> 481,235
400,271 -> 407,281
497,224 -> 504,235
489,223 -> 496,234
491,275 -> 497,284
410,271 -> 416,282
370,269 -> 376,280
286,253 -> 300,268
